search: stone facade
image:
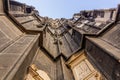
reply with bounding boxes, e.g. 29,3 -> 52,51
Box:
0,0 -> 120,80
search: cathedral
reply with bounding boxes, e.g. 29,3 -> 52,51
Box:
0,0 -> 120,80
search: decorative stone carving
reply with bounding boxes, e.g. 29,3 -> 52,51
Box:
67,51 -> 102,80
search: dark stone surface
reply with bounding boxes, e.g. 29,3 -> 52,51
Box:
33,49 -> 74,80
33,49 -> 58,80
74,20 -> 112,34
72,30 -> 83,46
101,24 -> 120,49
43,30 -> 59,58
85,37 -> 120,80
15,15 -> 45,31
0,0 -> 119,80
43,26 -> 81,59
59,36 -> 72,58
11,36 -> 39,80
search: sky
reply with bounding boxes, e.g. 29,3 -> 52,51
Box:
16,0 -> 120,19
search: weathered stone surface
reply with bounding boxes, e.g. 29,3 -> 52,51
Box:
0,0 -> 120,80
74,19 -> 113,34
59,36 -> 72,57
85,37 -> 120,80
43,30 -> 59,58
1,16 -> 23,35
16,16 -> 45,31
0,0 -> 4,14
102,24 -> 120,49
0,54 -> 19,79
33,49 -> 73,80
0,34 -> 39,80
33,49 -> 57,80
0,31 -> 11,51
0,16 -> 22,39
16,16 -> 35,24
0,2 -> 40,79
43,25 -> 81,59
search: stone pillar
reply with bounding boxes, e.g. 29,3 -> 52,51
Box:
115,4 -> 120,22
118,4 -> 120,21
112,10 -> 117,21
7,0 -> 10,12
0,0 -> 4,14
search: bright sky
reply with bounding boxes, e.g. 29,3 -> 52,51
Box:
16,0 -> 120,19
